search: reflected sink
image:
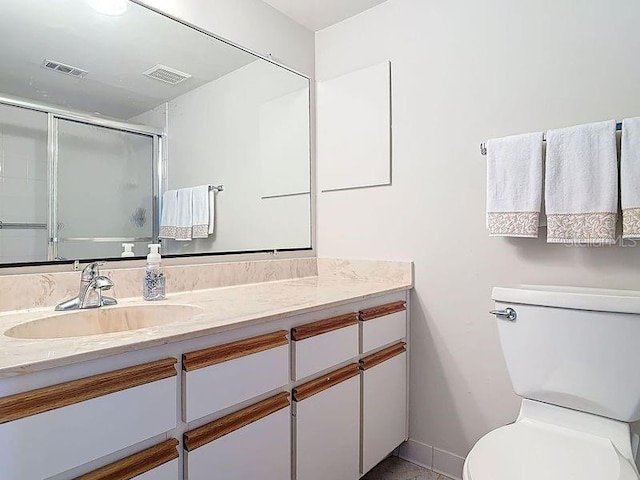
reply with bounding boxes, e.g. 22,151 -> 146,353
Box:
5,304 -> 203,339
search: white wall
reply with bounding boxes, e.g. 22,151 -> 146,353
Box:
315,0 -> 640,474
158,60 -> 311,254
136,0 -> 314,77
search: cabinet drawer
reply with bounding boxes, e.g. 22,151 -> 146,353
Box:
294,364 -> 361,480
183,331 -> 289,422
361,343 -> 408,474
185,393 -> 290,480
360,301 -> 407,353
76,439 -> 179,480
292,313 -> 359,380
0,358 -> 178,480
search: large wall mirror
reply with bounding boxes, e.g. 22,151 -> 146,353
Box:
0,0 -> 312,266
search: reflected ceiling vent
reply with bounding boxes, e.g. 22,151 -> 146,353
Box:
42,59 -> 88,78
143,64 -> 192,85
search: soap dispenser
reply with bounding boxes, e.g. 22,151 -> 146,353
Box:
143,244 -> 166,301
121,243 -> 135,257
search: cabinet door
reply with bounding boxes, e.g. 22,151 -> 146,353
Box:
294,364 -> 361,480
361,343 -> 407,474
183,330 -> 289,422
76,439 -> 179,480
0,358 -> 178,480
185,393 -> 291,480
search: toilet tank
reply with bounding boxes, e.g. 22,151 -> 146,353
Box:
492,285 -> 640,423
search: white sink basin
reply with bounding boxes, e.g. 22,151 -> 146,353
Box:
5,304 -> 203,339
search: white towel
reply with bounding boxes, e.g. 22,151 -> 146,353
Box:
545,120 -> 618,244
175,187 -> 193,241
486,132 -> 543,237
621,118 -> 640,238
192,185 -> 211,238
208,188 -> 215,235
159,190 -> 178,239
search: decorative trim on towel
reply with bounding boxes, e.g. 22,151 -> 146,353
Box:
623,208 -> 640,239
487,212 -> 539,238
175,226 -> 193,241
159,226 -> 177,239
192,224 -> 209,239
547,212 -> 616,244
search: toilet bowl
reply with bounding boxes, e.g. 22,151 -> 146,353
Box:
466,286 -> 640,479
463,399 -> 639,480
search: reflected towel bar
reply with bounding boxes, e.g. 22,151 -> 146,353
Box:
0,221 -> 47,230
479,122 -> 623,156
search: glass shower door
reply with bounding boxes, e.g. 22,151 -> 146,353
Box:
54,119 -> 155,260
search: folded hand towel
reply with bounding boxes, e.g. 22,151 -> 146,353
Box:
545,120 -> 618,244
192,185 -> 211,238
176,187 -> 193,241
486,132 -> 543,237
159,190 -> 178,239
621,117 -> 640,238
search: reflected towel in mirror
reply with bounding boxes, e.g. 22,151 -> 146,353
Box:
176,187 -> 194,241
159,190 -> 178,239
192,185 -> 213,238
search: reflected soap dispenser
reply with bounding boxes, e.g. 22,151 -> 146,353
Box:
143,244 -> 166,301
121,243 -> 135,258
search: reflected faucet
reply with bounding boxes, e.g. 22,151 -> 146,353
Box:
55,262 -> 117,311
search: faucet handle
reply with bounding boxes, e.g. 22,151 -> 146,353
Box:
81,261 -> 106,281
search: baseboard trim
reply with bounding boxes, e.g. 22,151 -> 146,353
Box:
398,439 -> 465,480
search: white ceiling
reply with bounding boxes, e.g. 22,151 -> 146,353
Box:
261,0 -> 387,31
0,0 -> 257,119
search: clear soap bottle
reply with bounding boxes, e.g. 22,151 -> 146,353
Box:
143,244 -> 166,301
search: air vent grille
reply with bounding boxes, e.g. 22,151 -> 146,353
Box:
42,59 -> 88,78
143,64 -> 192,85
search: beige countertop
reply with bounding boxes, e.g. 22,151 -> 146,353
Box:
0,274 -> 411,378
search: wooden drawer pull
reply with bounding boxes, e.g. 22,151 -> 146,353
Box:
360,343 -> 406,370
75,438 -> 179,480
292,364 -> 360,402
291,313 -> 359,341
184,392 -> 290,451
0,357 -> 177,424
183,330 -> 288,372
359,301 -> 406,321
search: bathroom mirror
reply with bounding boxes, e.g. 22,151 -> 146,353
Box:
0,0 -> 311,266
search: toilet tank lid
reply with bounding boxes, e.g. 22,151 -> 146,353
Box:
492,285 -> 640,315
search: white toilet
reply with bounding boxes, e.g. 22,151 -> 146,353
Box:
464,285 -> 640,480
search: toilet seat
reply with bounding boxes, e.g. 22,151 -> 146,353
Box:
464,419 -> 639,480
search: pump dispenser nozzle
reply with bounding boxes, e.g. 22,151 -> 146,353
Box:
147,244 -> 161,264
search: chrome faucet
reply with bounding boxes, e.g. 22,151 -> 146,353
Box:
55,262 -> 117,311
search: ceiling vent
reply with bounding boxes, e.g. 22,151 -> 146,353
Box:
143,64 -> 192,85
42,59 -> 88,78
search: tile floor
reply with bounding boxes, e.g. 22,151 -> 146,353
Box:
361,456 -> 455,480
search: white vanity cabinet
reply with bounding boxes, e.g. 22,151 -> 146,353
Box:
182,330 -> 289,422
0,291 -> 409,480
184,393 -> 291,480
360,343 -> 408,474
0,358 -> 178,480
293,364 -> 362,480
